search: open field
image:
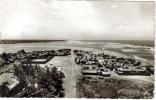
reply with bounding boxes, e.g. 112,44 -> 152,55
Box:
77,76 -> 154,99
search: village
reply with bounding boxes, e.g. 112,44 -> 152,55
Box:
74,50 -> 154,76
0,48 -> 154,98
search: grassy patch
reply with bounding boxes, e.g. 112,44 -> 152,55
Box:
77,76 -> 154,99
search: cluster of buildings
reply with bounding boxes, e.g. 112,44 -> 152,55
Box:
0,49 -> 71,65
0,49 -> 71,97
74,50 -> 153,76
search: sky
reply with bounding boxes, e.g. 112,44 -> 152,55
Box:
0,0 -> 154,40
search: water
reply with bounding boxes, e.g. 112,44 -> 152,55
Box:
0,40 -> 154,65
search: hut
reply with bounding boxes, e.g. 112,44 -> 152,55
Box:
132,67 -> 151,75
82,65 -> 98,75
116,68 -> 132,75
98,69 -> 111,77
82,69 -> 98,75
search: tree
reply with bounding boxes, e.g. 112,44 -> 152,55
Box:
0,82 -> 9,97
134,61 -> 141,66
0,57 -> 5,66
13,62 -> 26,86
1,52 -> 10,63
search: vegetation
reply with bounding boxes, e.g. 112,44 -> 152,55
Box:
0,57 -> 5,67
77,76 -> 154,99
0,82 -> 10,97
0,49 -> 71,97
12,61 -> 65,97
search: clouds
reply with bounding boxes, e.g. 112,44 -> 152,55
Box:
0,0 -> 154,40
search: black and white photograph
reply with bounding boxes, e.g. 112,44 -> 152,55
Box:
0,0 -> 155,99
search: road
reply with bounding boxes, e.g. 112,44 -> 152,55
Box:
50,54 -> 81,98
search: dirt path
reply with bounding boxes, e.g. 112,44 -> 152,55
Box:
50,52 -> 81,98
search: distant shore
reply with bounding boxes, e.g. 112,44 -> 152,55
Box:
0,40 -> 66,44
